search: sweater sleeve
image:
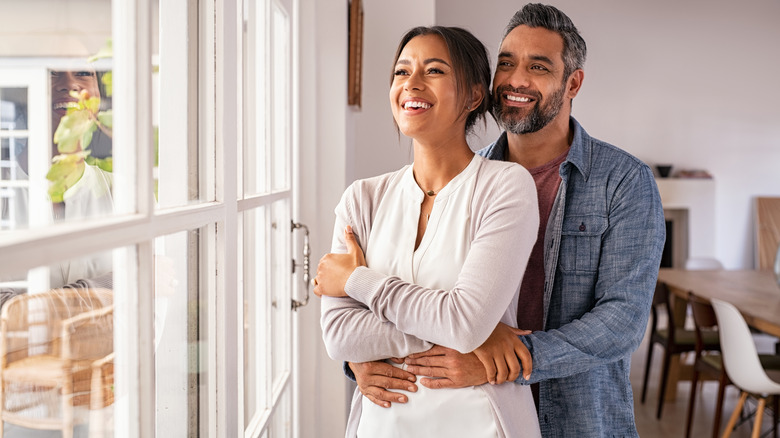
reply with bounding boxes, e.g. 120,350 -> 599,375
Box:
320,183 -> 434,362
345,165 -> 539,354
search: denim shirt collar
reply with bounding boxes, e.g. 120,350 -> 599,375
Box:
481,116 -> 591,182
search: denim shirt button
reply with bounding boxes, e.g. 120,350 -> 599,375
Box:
579,222 -> 586,231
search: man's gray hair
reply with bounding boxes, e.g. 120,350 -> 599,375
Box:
502,3 -> 587,79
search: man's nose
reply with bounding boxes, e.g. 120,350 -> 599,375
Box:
503,67 -> 532,90
54,73 -> 80,92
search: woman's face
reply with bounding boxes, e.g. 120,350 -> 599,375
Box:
389,34 -> 467,143
50,70 -> 101,122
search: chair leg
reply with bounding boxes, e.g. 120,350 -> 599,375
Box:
723,391 -> 748,438
753,397 -> 766,438
657,350 -> 672,419
712,375 -> 728,438
641,339 -> 655,403
686,368 -> 700,438
773,395 -> 778,438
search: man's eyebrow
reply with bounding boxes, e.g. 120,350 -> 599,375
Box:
529,54 -> 555,65
498,51 -> 556,66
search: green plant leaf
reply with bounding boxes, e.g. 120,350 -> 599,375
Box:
46,154 -> 86,203
85,96 -> 101,113
54,111 -> 97,153
87,39 -> 113,63
101,71 -> 113,97
86,156 -> 113,173
97,109 -> 113,129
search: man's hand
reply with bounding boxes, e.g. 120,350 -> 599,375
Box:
404,323 -> 532,389
403,346 -> 488,389
349,360 -> 417,408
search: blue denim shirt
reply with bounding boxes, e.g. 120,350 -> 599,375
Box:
479,117 -> 665,438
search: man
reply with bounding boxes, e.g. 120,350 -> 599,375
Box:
347,3 -> 665,436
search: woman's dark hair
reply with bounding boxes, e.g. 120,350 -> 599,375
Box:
391,26 -> 491,135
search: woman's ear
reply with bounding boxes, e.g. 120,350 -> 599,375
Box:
468,84 -> 485,111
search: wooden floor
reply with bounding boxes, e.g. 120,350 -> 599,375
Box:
631,325 -> 779,438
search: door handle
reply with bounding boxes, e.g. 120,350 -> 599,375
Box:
291,221 -> 311,311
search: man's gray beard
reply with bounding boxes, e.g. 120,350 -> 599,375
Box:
493,83 -> 566,135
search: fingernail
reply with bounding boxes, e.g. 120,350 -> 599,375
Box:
489,380 -> 496,385
383,402 -> 390,408
524,373 -> 531,381
398,396 -> 406,402
407,386 -> 415,392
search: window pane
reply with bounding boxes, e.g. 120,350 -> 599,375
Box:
154,1 -> 206,209
0,1 -> 120,232
154,228 -> 207,437
0,248 -> 118,438
270,200 -> 291,385
243,207 -> 268,429
243,0 -> 268,196
271,3 -> 290,192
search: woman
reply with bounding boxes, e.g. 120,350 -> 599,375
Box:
315,26 -> 541,438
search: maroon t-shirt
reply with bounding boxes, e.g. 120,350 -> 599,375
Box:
517,149 -> 568,332
520,148 -> 568,409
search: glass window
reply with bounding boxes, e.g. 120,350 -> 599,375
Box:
0,248 -> 120,438
154,228 -> 208,437
0,1 -> 118,231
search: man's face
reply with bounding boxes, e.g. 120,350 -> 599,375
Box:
492,25 -> 569,135
50,70 -> 101,122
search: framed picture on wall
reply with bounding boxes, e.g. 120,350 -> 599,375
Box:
348,0 -> 363,107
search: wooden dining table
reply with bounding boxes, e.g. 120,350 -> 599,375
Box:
654,268 -> 780,400
657,268 -> 780,337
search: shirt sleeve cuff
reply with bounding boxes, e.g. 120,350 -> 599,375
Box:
344,266 -> 387,306
343,361 -> 357,382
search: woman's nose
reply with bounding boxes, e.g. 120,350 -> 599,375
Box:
404,70 -> 425,91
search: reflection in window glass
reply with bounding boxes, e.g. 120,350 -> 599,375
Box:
154,228 -> 207,437
0,1 -> 116,231
0,249 -> 117,438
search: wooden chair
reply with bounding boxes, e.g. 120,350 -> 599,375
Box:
686,293 -> 780,438
641,282 -> 719,419
0,287 -> 113,438
685,292 -> 728,438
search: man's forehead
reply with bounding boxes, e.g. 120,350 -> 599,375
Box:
499,25 -> 564,61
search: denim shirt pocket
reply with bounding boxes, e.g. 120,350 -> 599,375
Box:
559,214 -> 608,274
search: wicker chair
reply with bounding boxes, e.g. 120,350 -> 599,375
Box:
0,287 -> 113,438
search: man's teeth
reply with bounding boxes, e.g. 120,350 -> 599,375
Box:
404,101 -> 431,110
53,102 -> 79,110
506,95 -> 531,103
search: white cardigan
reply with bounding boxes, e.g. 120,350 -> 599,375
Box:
321,154 -> 541,438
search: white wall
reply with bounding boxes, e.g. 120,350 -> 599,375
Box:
349,0 -> 436,181
306,0 -> 780,435
433,0 -> 780,269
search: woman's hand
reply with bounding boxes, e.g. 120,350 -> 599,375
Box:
472,322 -> 532,384
313,226 -> 367,297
